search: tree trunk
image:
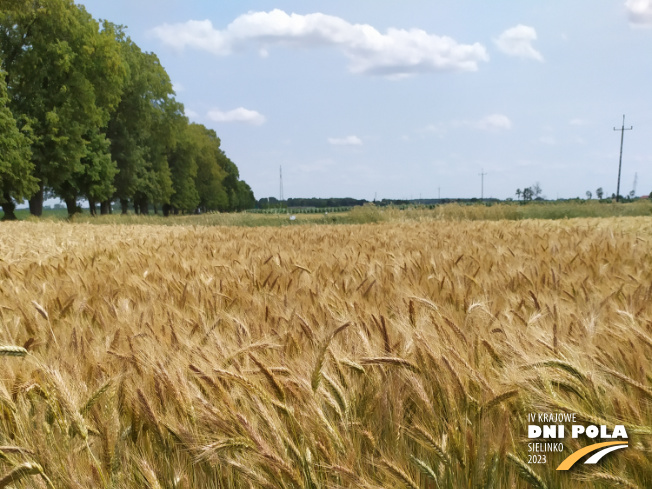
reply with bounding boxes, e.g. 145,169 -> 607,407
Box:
29,185 -> 44,217
121,199 -> 129,215
1,193 -> 17,220
162,203 -> 171,217
88,198 -> 96,216
100,200 -> 110,215
139,196 -> 149,215
65,198 -> 81,216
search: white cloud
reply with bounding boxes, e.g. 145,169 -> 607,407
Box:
150,9 -> 489,77
328,135 -> 363,146
185,109 -> 199,119
206,107 -> 266,125
494,25 -> 544,61
172,82 -> 184,93
625,0 -> 652,26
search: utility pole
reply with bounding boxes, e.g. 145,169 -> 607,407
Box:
613,115 -> 633,202
279,165 -> 284,203
479,169 -> 487,200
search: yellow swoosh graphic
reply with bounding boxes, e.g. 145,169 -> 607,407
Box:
557,441 -> 628,470
584,444 -> 628,464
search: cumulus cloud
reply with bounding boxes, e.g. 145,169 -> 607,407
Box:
625,0 -> 652,26
494,25 -> 543,61
150,9 -> 489,77
328,135 -> 363,146
206,107 -> 266,125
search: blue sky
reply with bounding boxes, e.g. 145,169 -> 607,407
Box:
78,1 -> 652,201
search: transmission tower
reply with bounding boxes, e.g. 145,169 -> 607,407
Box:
632,172 -> 638,197
613,115 -> 633,202
479,169 -> 487,200
279,166 -> 284,202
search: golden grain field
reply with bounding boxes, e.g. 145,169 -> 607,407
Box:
0,218 -> 651,488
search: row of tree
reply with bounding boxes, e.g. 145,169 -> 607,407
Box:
0,0 -> 254,219
258,197 -> 368,209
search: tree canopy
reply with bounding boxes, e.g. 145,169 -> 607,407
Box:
0,68 -> 36,219
0,0 -> 254,217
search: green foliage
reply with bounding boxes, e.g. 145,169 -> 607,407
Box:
235,180 -> 256,211
106,30 -> 176,212
0,0 -> 126,214
78,131 -> 118,204
261,197 -> 366,209
188,123 -> 229,212
0,3 -> 253,218
0,69 -> 37,219
345,203 -> 386,223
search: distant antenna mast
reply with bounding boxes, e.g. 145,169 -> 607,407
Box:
479,169 -> 487,200
279,165 -> 284,202
632,172 -> 638,197
613,115 -> 633,202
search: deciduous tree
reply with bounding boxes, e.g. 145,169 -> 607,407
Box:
0,69 -> 37,220
106,29 -> 175,214
189,123 -> 229,212
0,0 -> 125,216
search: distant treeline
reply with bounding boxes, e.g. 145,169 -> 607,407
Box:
258,197 -> 368,208
257,197 -> 504,209
0,0 -> 254,219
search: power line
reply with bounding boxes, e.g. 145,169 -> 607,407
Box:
613,115 -> 633,202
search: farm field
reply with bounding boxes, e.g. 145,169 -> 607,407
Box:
0,218 -> 651,488
3,199 -> 652,226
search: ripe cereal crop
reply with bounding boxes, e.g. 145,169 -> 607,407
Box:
0,217 -> 651,488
